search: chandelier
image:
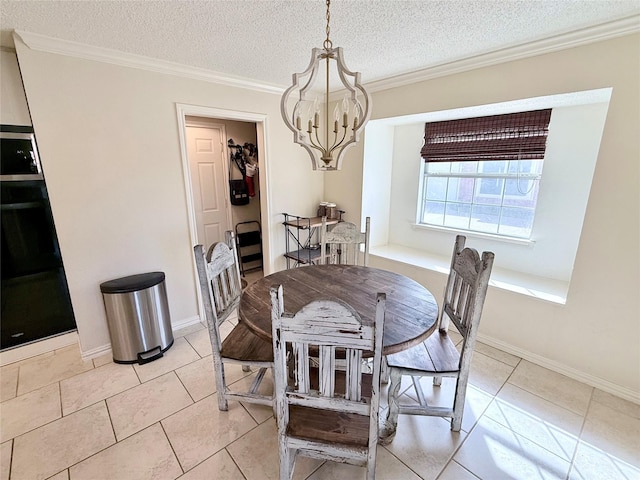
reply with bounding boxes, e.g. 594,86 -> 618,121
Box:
280,0 -> 372,170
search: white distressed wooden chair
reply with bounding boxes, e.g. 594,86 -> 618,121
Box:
320,217 -> 370,266
384,235 -> 494,434
193,231 -> 273,411
270,285 -> 386,480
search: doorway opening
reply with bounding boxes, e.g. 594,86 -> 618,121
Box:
176,104 -> 271,317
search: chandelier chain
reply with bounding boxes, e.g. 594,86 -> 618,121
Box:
323,0 -> 332,50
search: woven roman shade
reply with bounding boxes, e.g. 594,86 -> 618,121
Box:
421,109 -> 552,162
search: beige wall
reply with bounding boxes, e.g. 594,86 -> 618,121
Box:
329,34 -> 640,400
14,37 -> 324,355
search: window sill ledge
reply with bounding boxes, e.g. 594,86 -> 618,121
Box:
369,244 -> 568,305
411,223 -> 536,246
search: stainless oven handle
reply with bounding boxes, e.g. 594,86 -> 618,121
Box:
0,174 -> 44,181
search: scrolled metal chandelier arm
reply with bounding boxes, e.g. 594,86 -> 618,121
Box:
280,0 -> 371,171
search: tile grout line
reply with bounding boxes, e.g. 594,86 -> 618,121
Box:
60,400 -> 117,479
500,359 -> 593,419
158,419 -> 187,476
301,458 -> 326,479
225,446 -> 250,480
484,356 -> 588,478
565,387 -> 595,480
437,353 -> 520,480
7,438 -> 13,480
173,364 -> 198,405
365,374 -> 483,479
435,412 -> 484,479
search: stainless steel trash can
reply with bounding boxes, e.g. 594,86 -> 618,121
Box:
100,272 -> 173,364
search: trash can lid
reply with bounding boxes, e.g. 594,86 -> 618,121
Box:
100,272 -> 165,294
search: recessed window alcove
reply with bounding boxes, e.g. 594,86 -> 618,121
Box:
362,88 -> 612,304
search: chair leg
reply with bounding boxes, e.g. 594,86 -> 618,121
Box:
211,357 -> 228,411
380,356 -> 389,384
366,462 -> 376,480
279,442 -> 294,480
433,375 -> 442,386
380,368 -> 402,445
450,377 -> 467,432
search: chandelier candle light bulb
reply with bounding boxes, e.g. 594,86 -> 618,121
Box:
280,0 -> 372,170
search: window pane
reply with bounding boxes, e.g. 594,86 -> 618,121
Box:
444,203 -> 470,229
504,179 -> 539,206
425,177 -> 447,201
423,201 -> 445,224
479,160 -> 507,174
498,207 -> 535,238
425,162 -> 450,174
508,159 -> 543,175
451,161 -> 478,174
475,178 -> 503,205
470,204 -> 499,233
446,177 -> 474,203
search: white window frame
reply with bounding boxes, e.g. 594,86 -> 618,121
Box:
418,159 -> 544,240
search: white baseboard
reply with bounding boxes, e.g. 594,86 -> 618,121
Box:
79,315 -> 203,361
1,316 -> 205,363
477,333 -> 640,405
171,315 -> 202,331
80,343 -> 113,362
0,332 -> 79,366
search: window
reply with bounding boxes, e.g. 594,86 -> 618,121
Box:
421,159 -> 543,238
419,109 -> 551,239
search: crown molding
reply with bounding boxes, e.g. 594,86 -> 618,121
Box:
14,14 -> 640,97
14,30 -> 285,95
366,14 -> 640,94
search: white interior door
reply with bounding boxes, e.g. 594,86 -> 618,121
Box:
186,125 -> 230,248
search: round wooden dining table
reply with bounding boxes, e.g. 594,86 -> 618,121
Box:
238,264 -> 440,356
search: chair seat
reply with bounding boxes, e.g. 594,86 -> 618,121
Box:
386,330 -> 460,374
287,405 -> 370,448
221,321 -> 273,362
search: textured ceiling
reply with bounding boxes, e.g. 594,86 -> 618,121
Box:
1,0 -> 639,87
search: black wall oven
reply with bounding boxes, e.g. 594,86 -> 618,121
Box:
1,126 -> 76,350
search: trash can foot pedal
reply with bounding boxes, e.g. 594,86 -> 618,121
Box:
138,346 -> 163,364
113,339 -> 174,365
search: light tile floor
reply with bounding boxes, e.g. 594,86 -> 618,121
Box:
2,320 -> 639,479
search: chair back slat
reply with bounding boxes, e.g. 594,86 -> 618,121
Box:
293,342 -> 310,393
440,235 -> 494,347
204,231 -> 243,323
345,348 -> 363,401
194,232 -> 243,348
319,345 -> 336,397
320,217 -> 370,266
271,285 -> 385,413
